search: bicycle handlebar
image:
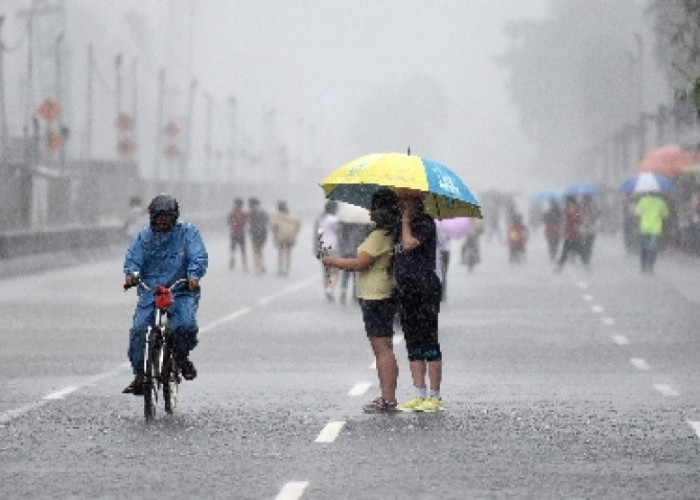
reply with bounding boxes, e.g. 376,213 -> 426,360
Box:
123,275 -> 190,292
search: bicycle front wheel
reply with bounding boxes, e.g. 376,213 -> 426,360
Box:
143,333 -> 161,421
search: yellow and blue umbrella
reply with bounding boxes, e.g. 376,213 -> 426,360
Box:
319,153 -> 481,219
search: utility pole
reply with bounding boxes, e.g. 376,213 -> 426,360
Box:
131,57 -> 138,163
0,16 -> 7,167
115,53 -> 122,158
228,96 -> 236,181
154,68 -> 165,182
635,33 -> 645,162
184,78 -> 197,183
204,92 -> 213,179
55,32 -> 64,169
83,42 -> 93,159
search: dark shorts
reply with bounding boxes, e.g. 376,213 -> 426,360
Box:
230,234 -> 245,249
398,276 -> 441,344
359,298 -> 396,338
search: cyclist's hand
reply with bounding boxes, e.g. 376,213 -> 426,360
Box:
187,277 -> 200,291
123,275 -> 134,290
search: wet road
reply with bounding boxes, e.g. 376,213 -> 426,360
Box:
1,222 -> 700,499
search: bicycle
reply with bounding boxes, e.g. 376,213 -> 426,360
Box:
124,273 -> 188,420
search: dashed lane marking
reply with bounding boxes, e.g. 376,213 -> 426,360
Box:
630,358 -> 650,370
582,294 -> 593,301
591,305 -> 604,314
611,334 -> 629,346
688,421 -> 700,439
315,421 -> 346,443
601,317 -> 615,325
348,382 -> 372,396
276,481 -> 309,500
652,383 -> 679,397
577,281 -> 588,289
44,386 -> 78,400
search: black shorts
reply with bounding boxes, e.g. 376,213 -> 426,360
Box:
398,276 -> 441,343
359,298 -> 396,338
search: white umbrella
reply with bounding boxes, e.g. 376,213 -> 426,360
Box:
336,202 -> 371,224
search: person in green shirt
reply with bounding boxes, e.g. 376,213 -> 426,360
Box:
321,189 -> 401,413
634,192 -> 669,273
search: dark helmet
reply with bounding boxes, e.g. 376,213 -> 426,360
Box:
148,194 -> 179,228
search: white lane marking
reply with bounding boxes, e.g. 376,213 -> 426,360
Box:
611,334 -> 629,346
601,317 -> 615,325
0,401 -> 47,426
630,358 -> 650,370
652,383 -> 679,397
315,420 -> 346,443
582,294 -> 593,301
577,282 -> 588,289
199,307 -> 252,333
688,421 -> 700,439
276,481 -> 309,500
44,386 -> 78,400
348,382 -> 372,396
1,276 -> 317,425
591,305 -> 604,314
392,333 -> 403,345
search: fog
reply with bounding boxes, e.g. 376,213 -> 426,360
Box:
0,1 -> 559,208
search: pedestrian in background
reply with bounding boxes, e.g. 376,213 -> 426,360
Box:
555,196 -> 583,273
395,189 -> 444,412
123,196 -> 147,241
322,188 -> 400,413
541,199 -> 563,261
248,197 -> 269,275
316,201 -> 341,300
269,200 -> 301,276
227,198 -> 248,272
635,192 -> 669,273
580,194 -> 600,269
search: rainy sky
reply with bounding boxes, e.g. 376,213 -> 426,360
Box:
2,0 -> 549,195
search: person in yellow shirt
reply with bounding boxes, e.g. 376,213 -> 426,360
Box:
322,188 -> 401,413
634,192 -> 669,273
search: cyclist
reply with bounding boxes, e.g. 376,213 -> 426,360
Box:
122,194 -> 209,395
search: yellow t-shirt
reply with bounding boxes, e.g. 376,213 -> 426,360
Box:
355,229 -> 395,300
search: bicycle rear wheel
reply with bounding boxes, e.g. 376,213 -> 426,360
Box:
162,343 -> 180,414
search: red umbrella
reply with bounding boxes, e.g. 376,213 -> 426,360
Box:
636,144 -> 696,177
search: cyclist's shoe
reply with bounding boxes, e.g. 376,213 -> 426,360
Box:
397,396 -> 425,412
362,397 -> 398,414
180,358 -> 197,381
122,374 -> 145,395
415,396 -> 444,412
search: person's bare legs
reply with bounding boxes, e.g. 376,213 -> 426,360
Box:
369,337 -> 398,402
428,360 -> 442,392
408,359 -> 427,392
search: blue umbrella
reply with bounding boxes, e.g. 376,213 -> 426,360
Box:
619,173 -> 675,194
564,182 -> 598,196
531,191 -> 561,202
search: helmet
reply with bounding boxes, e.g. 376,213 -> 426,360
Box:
148,194 -> 179,230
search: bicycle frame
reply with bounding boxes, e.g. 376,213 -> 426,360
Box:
127,276 -> 187,420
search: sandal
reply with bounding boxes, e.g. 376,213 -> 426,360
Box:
362,396 -> 398,414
